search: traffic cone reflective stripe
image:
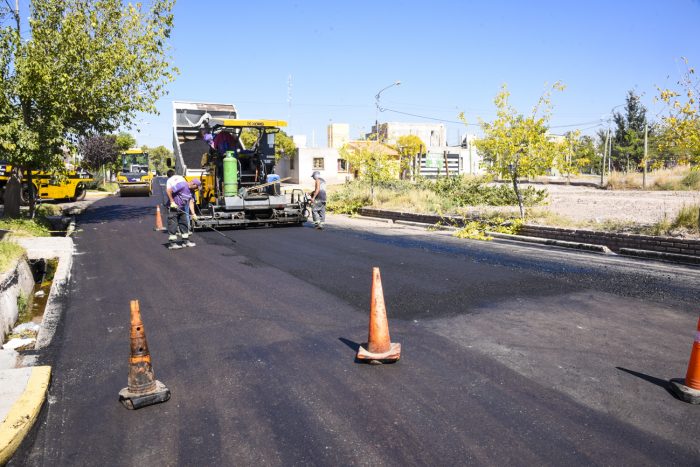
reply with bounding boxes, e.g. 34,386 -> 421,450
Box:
684,318 -> 700,390
119,300 -> 170,409
154,205 -> 165,231
356,267 -> 401,363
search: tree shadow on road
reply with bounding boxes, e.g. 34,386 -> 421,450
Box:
616,366 -> 679,400
79,203 -> 156,225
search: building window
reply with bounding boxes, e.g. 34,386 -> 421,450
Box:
290,156 -> 295,170
338,159 -> 348,172
313,157 -> 324,170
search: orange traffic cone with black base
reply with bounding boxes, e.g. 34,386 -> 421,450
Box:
356,267 -> 401,364
119,300 -> 170,409
154,205 -> 165,231
670,316 -> 700,404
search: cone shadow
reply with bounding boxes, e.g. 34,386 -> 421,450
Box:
338,337 -> 361,352
615,367 -> 678,399
338,337 -> 365,364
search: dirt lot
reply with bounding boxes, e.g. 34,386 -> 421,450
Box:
524,183 -> 700,225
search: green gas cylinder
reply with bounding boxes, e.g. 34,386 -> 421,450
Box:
223,151 -> 238,197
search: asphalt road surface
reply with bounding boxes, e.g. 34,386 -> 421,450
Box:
11,181 -> 700,466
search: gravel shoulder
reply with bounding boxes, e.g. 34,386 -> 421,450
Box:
533,184 -> 700,224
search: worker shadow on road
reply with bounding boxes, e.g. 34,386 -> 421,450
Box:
616,367 -> 679,399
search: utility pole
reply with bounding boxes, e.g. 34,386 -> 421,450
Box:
643,123 -> 648,189
608,131 -> 612,175
601,127 -> 610,186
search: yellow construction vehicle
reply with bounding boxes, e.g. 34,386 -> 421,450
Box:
172,101 -> 307,227
116,148 -> 153,196
0,161 -> 93,204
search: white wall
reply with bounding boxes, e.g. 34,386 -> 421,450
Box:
276,147 -> 351,185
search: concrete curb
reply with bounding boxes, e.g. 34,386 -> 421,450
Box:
352,209 -> 700,265
349,214 -> 614,254
0,365 -> 51,465
65,217 -> 76,237
619,248 -> 700,266
486,231 -> 614,254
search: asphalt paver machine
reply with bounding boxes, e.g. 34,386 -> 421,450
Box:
172,101 -> 307,228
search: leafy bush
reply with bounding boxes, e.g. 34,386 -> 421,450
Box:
671,204 -> 700,231
680,171 -> 700,190
327,182 -> 371,215
425,175 -> 547,207
0,218 -> 52,237
453,217 -> 522,240
326,177 -> 547,216
35,204 -> 62,217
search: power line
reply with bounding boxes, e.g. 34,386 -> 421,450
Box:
382,106 -> 606,130
381,106 -> 479,125
550,120 -> 602,129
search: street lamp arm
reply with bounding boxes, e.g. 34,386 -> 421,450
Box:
375,81 -> 402,107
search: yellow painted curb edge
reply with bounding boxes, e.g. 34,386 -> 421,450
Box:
0,366 -> 51,466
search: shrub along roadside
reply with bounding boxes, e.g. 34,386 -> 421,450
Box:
0,217 -> 52,237
453,217 -> 523,241
327,177 -> 548,216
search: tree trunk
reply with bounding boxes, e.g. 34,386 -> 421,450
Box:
27,168 -> 36,218
3,173 -> 21,219
512,176 -> 524,219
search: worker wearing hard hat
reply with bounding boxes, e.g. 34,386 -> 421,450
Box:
310,171 -> 326,229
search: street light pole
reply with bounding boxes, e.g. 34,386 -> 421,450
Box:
374,80 -> 401,142
600,104 -> 625,186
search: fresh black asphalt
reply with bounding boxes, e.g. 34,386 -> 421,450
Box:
10,182 -> 700,465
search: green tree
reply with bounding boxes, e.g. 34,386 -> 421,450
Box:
470,82 -> 564,218
0,0 -> 177,217
240,128 -> 295,160
115,132 -> 137,152
146,145 -> 172,176
573,134 -> 599,174
612,91 -> 648,171
78,134 -> 118,183
556,131 -> 600,179
395,134 -> 424,180
339,142 -> 398,200
656,58 -> 700,165
275,130 -> 296,160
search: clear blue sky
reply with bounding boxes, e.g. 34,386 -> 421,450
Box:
59,1 -> 700,147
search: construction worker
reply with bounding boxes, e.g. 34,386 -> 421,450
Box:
165,169 -> 195,249
310,171 -> 326,229
186,178 -> 201,230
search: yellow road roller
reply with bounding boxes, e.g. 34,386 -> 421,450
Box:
117,149 -> 153,196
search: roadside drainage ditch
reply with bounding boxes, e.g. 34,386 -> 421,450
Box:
2,258 -> 58,352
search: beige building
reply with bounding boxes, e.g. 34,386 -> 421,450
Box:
369,122 -> 447,148
327,123 -> 350,149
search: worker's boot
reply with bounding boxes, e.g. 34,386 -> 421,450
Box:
167,235 -> 183,250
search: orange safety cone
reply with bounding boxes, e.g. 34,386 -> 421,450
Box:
670,316 -> 700,404
356,267 -> 401,364
154,205 -> 165,231
119,300 -> 170,409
